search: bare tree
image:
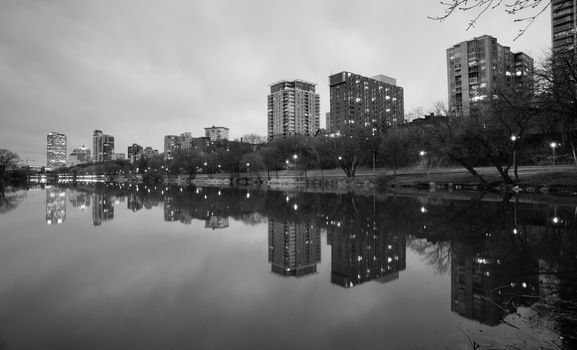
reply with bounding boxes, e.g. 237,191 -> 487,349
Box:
0,149 -> 19,179
535,49 -> 577,165
316,127 -> 379,180
430,0 -> 561,40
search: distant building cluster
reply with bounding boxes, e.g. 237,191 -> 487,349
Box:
163,132 -> 213,161
44,125 -> 231,168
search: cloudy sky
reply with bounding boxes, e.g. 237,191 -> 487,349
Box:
0,0 -> 552,165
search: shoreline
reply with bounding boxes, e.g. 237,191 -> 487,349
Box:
18,165 -> 577,199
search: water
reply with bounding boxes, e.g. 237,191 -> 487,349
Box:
0,183 -> 576,350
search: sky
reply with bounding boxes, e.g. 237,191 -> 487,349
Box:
0,0 -> 552,165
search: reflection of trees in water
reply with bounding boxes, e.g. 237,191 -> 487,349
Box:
408,239 -> 452,275
0,183 -> 27,215
408,193 -> 577,348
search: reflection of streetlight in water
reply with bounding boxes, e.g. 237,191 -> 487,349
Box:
552,205 -> 560,224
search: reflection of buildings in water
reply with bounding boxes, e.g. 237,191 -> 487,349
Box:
451,242 -> 540,326
127,193 -> 144,212
46,186 -> 66,225
329,219 -> 406,288
68,191 -> 91,211
92,193 -> 114,226
163,197 -> 179,221
205,215 -> 229,230
268,219 -> 321,277
163,198 -> 194,224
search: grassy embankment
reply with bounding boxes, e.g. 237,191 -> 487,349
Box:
381,165 -> 577,193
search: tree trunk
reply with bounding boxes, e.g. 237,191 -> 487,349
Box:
570,137 -> 577,166
448,153 -> 487,183
494,164 -> 514,184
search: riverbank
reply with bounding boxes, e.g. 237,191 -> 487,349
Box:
383,166 -> 577,195
213,165 -> 577,197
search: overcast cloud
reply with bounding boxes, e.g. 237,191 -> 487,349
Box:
0,0 -> 551,165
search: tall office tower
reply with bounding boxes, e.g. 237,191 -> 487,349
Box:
68,145 -> 91,165
128,143 -> 144,164
268,219 -> 321,277
267,80 -> 320,140
552,0 -> 576,55
446,35 -> 534,116
163,135 -> 179,160
204,126 -> 229,142
92,130 -> 115,162
46,132 -> 67,169
328,72 -> 404,135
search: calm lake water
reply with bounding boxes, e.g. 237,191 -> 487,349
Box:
1,183 -> 576,350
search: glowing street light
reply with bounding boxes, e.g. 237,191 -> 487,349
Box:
419,150 -> 429,175
511,136 -> 519,179
550,142 -> 558,167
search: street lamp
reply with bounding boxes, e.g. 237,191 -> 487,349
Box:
246,162 -> 251,181
511,136 -> 518,179
550,142 -> 558,167
293,154 -> 298,177
419,151 -> 429,175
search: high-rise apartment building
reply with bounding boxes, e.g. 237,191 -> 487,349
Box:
328,72 -> 404,135
92,130 -> 115,162
164,135 -> 179,159
552,0 -> 576,55
204,126 -> 229,142
46,132 -> 67,169
179,132 -> 194,150
128,143 -> 144,164
446,35 -> 534,116
267,80 -> 320,140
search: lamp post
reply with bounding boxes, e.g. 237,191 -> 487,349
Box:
550,142 -> 558,167
419,150 -> 428,175
511,136 -> 518,179
372,149 -> 376,175
246,162 -> 251,181
293,154 -> 298,178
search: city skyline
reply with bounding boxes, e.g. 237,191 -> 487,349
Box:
0,1 -> 552,165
